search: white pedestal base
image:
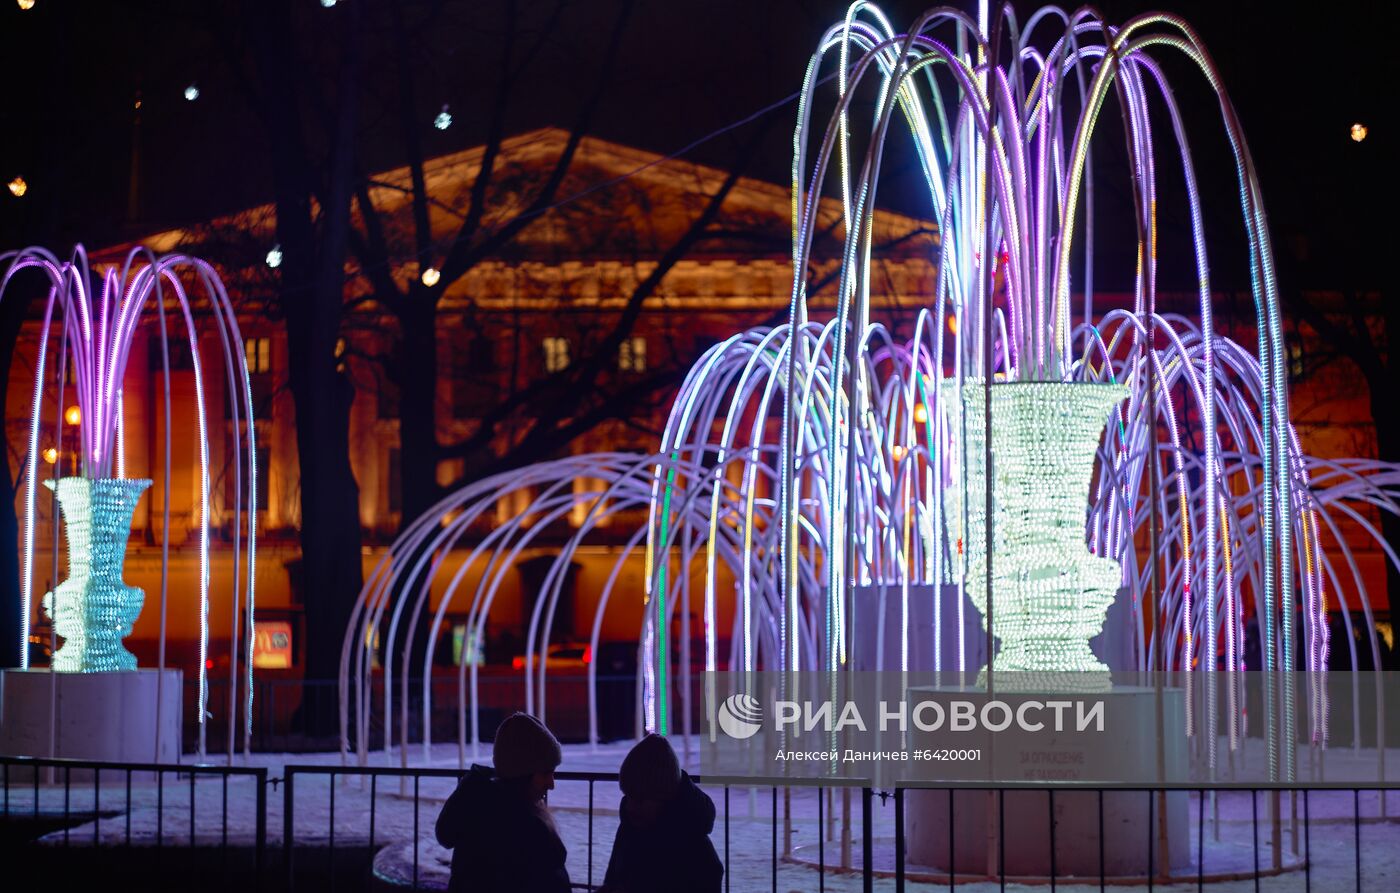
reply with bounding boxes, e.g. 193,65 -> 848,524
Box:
905,684 -> 1190,878
0,668 -> 183,768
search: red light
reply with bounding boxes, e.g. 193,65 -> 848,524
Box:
582,645 -> 592,664
205,659 -> 214,670
511,656 -> 525,670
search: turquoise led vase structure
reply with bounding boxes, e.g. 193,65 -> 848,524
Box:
945,382 -> 1126,686
42,477 -> 153,672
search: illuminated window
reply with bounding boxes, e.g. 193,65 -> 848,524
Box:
618,336 -> 646,373
245,337 -> 272,374
1287,343 -> 1305,379
388,448 -> 402,514
543,336 -> 571,373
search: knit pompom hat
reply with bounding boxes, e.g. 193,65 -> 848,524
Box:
492,712 -> 562,779
619,733 -> 682,801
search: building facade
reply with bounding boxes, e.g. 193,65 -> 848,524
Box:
5,129 -> 1386,680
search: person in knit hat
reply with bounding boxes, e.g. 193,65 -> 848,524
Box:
601,733 -> 722,893
435,712 -> 569,893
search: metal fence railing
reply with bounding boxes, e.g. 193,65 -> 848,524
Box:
278,764 -> 886,893
0,754 -> 268,888
3,755 -> 1397,892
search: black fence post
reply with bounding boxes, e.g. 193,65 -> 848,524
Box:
1354,789 -> 1362,893
1147,789 -> 1154,893
255,769 -> 267,886
1252,789 -> 1260,893
1098,788 -> 1105,892
1303,789 -> 1311,893
284,768 -> 296,892
862,787 -> 873,893
725,786 -> 731,893
895,788 -> 905,893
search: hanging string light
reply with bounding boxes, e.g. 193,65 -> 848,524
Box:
1350,122 -> 1368,143
421,266 -> 441,287
8,177 -> 27,197
434,104 -> 453,131
184,83 -> 200,102
17,0 -> 36,10
265,244 -> 283,268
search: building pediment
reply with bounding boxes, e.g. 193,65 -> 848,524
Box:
96,127 -> 938,291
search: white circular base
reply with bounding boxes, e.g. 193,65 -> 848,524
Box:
0,668 -> 183,769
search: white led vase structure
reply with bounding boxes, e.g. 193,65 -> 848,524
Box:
947,382 -> 1127,688
42,477 -> 152,672
1,245 -> 262,759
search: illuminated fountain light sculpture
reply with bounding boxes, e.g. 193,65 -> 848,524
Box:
342,3 -> 1400,814
0,246 -> 260,760
761,0 -> 1309,785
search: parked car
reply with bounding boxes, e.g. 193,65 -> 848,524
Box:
511,641 -> 592,670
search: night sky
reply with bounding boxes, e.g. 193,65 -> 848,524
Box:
0,0 -> 1388,295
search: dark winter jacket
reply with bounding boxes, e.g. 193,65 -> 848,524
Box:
602,773 -> 723,893
434,764 -> 570,893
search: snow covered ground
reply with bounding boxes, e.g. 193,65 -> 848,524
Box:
5,740 -> 1400,890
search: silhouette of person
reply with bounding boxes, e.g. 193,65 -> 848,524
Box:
601,733 -> 722,893
435,712 -> 570,893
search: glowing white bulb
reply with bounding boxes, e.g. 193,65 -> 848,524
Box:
17,0 -> 36,10
8,176 -> 27,197
434,105 -> 453,131
265,244 -> 283,268
320,0 -> 338,7
421,266 -> 441,287
184,84 -> 200,102
1351,123 -> 1368,143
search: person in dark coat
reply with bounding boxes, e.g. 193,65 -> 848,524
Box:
601,733 -> 723,893
435,712 -> 571,893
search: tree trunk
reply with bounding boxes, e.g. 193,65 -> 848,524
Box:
394,293 -> 441,529
386,294 -> 442,700
251,0 -> 365,737
287,347 -> 364,732
0,293 -> 27,668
